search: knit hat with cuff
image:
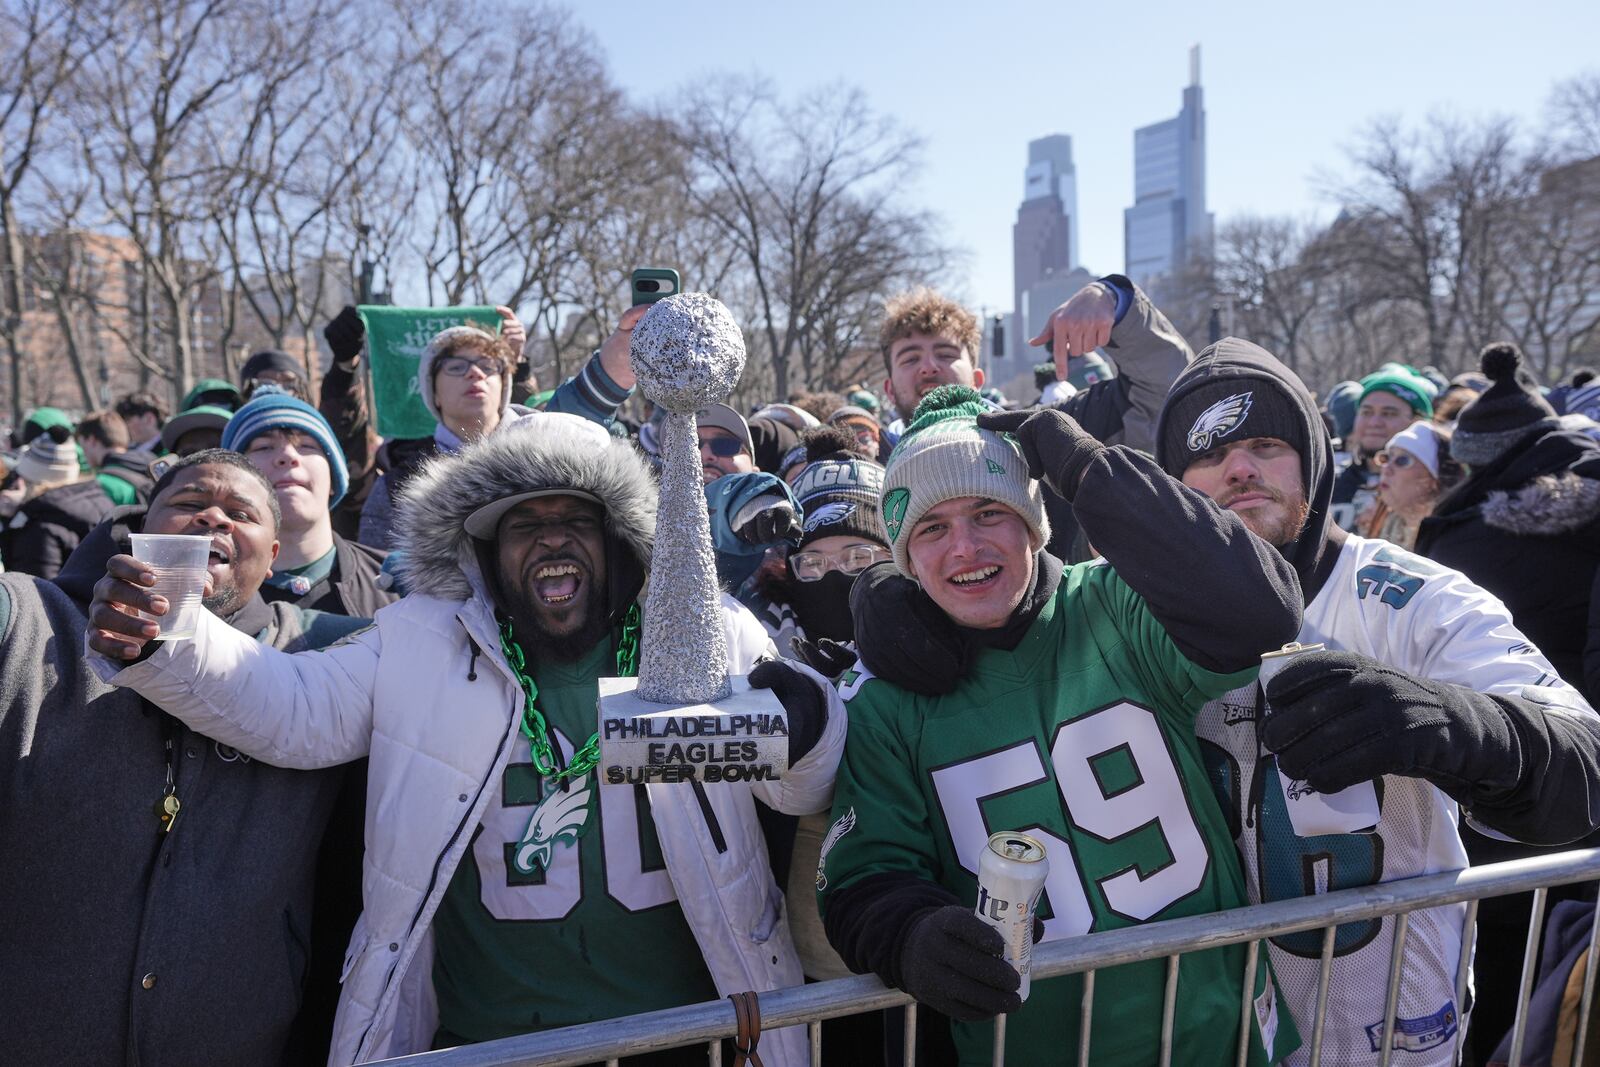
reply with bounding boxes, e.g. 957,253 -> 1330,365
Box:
880,385 -> 1048,577
1451,343 -> 1557,466
14,425 -> 79,486
223,388 -> 350,506
1384,421 -> 1442,479
1359,367 -> 1434,419
1161,375 -> 1311,472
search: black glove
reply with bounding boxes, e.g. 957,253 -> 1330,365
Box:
323,305 -> 366,363
1263,650 -> 1519,797
749,659 -> 827,763
976,408 -> 1106,501
850,562 -> 971,697
735,502 -> 801,546
898,905 -> 1021,1022
790,635 -> 858,678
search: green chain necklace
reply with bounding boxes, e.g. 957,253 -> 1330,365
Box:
497,602 -> 641,783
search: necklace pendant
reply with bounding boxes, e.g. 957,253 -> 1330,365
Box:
511,774 -> 594,876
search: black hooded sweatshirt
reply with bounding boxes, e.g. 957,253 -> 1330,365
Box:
1154,336 -> 1344,604
1158,340 -> 1600,846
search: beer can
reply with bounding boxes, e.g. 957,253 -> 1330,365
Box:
1260,642 -> 1380,836
975,831 -> 1049,1001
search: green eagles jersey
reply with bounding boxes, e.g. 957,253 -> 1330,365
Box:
432,639 -> 717,1042
819,562 -> 1300,1066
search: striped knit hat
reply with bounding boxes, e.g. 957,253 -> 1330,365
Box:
222,388 -> 349,506
13,425 -> 80,487
880,385 -> 1049,577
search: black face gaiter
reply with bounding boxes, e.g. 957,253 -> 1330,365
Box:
787,570 -> 858,643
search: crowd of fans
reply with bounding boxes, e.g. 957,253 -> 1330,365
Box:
3,275 -> 1600,1067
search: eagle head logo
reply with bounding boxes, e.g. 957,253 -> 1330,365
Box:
513,779 -> 593,876
1187,392 -> 1254,452
883,488 -> 910,543
803,502 -> 855,533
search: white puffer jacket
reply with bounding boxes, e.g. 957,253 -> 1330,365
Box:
94,419 -> 845,1066
99,584 -> 843,1065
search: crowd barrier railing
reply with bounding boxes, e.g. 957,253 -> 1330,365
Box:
376,847 -> 1600,1067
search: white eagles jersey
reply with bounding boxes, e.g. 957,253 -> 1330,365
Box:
1196,534 -> 1593,1066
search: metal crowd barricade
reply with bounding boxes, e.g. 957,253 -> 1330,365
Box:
377,848 -> 1600,1067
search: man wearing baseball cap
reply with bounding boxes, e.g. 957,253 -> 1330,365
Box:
819,384 -> 1302,1065
698,401 -> 803,592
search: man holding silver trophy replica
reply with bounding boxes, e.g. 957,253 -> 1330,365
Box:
85,295 -> 842,1067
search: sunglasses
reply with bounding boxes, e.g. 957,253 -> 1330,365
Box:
699,435 -> 746,458
1376,451 -> 1418,470
789,544 -> 890,581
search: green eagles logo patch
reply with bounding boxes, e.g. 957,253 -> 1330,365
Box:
883,487 -> 910,543
985,458 -> 1006,474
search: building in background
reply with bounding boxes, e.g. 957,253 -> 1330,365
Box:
1010,135 -> 1079,365
3,229 -> 351,423
1124,45 -> 1212,293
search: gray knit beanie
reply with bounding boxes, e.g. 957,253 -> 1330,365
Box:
881,385 -> 1049,577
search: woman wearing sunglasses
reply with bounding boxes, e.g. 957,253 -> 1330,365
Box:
1364,421 -> 1466,550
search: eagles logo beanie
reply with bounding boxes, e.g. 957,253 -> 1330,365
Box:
1162,377 -> 1308,473
792,455 -> 886,550
880,384 -> 1049,577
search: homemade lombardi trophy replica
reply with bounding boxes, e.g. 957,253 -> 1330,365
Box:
597,293 -> 790,784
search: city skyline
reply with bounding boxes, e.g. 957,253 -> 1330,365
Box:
572,0 -> 1599,315
1011,134 -> 1079,362
1124,45 -> 1212,290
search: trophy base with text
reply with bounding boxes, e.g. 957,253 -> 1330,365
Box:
597,675 -> 789,785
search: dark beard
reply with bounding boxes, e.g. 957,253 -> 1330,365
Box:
504,595 -> 610,664
204,584 -> 242,616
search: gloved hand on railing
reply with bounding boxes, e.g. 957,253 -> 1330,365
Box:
896,905 -> 1022,1021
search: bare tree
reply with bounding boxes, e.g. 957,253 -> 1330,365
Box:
1547,70 -> 1600,162
1495,156 -> 1600,381
1211,216 -> 1328,374
68,0 -> 328,404
0,0 -> 99,423
1327,114 -> 1528,371
674,77 -> 956,398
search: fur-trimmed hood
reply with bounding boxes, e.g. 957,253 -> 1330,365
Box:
394,414 -> 657,603
1481,470 -> 1600,536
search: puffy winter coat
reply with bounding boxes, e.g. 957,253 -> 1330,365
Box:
97,419 -> 845,1066
1416,426 -> 1600,700
2,478 -> 113,578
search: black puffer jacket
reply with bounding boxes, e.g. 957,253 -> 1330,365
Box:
1416,426 -> 1600,701
2,479 -> 114,579
259,534 -> 395,620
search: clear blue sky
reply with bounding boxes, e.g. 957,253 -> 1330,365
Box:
572,0 -> 1600,314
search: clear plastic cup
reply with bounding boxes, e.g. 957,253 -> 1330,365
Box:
130,533 -> 211,640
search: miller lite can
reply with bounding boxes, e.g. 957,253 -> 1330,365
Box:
1260,642 -> 1380,837
975,831 -> 1049,1001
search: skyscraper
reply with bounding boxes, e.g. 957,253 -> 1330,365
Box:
1124,46 -> 1212,291
1011,135 -> 1079,362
